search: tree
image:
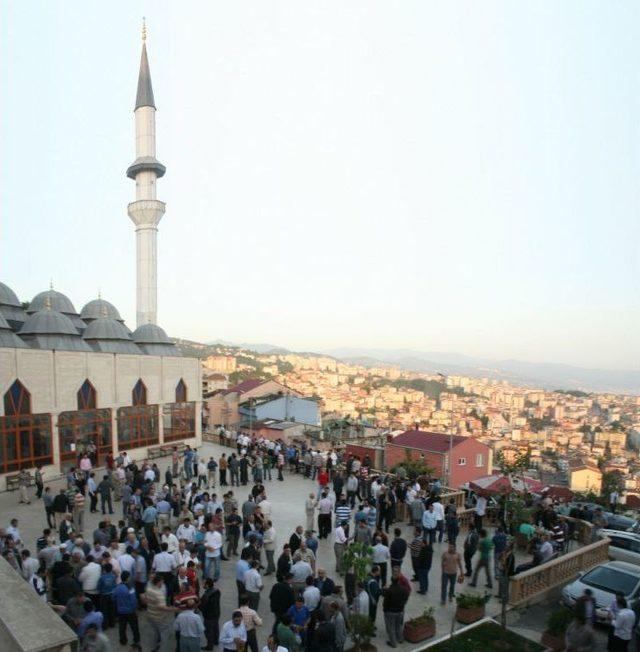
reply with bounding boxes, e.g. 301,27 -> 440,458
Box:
601,471 -> 625,499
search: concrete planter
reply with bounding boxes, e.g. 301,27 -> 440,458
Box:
455,604 -> 486,624
403,617 -> 436,643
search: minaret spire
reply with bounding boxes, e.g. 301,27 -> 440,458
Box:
126,21 -> 166,328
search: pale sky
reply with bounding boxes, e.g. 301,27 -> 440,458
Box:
1,1 -> 638,369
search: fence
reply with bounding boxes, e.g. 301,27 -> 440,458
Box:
508,538 -> 609,605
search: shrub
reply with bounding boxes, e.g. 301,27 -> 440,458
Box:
455,591 -> 491,609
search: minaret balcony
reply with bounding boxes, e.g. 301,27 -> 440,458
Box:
126,156 -> 166,179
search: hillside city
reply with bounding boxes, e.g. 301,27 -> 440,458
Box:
190,339 -> 640,501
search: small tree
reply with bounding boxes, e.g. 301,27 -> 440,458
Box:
342,541 -> 373,585
602,471 -> 625,500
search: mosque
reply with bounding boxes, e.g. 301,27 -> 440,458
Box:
0,28 -> 202,479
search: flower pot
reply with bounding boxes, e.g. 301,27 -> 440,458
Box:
455,604 -> 486,624
541,631 -> 565,651
403,618 -> 436,643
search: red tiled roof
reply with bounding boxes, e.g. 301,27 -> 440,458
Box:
390,430 -> 467,453
226,378 -> 265,394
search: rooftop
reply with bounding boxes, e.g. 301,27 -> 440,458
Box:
390,429 -> 468,453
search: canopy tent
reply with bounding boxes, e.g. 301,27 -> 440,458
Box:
469,473 -> 544,496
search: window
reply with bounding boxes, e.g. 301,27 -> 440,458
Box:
0,380 -> 53,472
458,457 -> 466,466
610,537 -> 632,551
58,380 -> 112,470
132,379 -> 147,406
163,401 -> 196,443
117,405 -> 159,449
175,379 -> 187,403
476,453 -> 484,467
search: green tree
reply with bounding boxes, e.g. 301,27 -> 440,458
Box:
601,471 -> 625,499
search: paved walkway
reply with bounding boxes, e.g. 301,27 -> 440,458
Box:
2,440 -> 516,651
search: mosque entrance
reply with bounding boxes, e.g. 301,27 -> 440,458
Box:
58,408 -> 113,472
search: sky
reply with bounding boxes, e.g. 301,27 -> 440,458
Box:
1,1 -> 638,370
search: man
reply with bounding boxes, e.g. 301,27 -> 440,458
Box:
276,545 -> 292,582
382,576 -> 409,648
112,571 -> 140,646
263,520 -> 277,575
97,475 -> 113,516
305,493 -> 316,532
17,467 -> 31,504
239,595 -> 263,652
366,565 -> 382,624
539,533 -> 555,563
470,528 -> 493,589
463,524 -> 478,577
317,492 -> 333,540
315,568 -> 336,598
390,528 -> 407,569
497,542 -> 515,602
74,488 -> 87,534
177,518 -> 197,546
244,560 -> 263,610
290,554 -> 313,594
77,601 -> 104,639
269,572 -> 296,630
441,543 -> 463,605
219,610 -> 248,652
334,521 -> 348,576
416,539 -> 433,595
474,494 -> 487,531
173,598 -> 204,652
372,536 -> 390,586
79,623 -> 110,652
303,575 -> 321,611
152,542 -> 177,595
289,525 -> 304,556
492,526 -> 507,580
200,578 -> 221,651
609,594 -> 635,651
353,581 -> 370,616
144,574 -> 176,652
204,522 -> 223,581
421,503 -> 437,546
610,490 -> 619,514
432,496 -> 445,543
235,553 -> 251,607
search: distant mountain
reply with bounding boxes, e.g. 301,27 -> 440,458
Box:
207,339 -> 291,355
326,347 -> 640,394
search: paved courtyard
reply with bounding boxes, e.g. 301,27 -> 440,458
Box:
3,440 -> 531,651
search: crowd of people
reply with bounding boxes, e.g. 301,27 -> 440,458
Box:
6,431 -> 628,651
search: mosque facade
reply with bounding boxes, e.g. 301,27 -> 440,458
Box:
0,32 -> 201,480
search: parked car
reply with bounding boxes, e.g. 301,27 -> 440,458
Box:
598,529 -> 640,565
557,502 -> 638,532
561,561 -> 640,622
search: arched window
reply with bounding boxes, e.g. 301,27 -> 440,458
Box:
163,379 -> 195,443
4,380 -> 31,416
58,379 -> 111,471
77,380 -> 97,410
1,380 -> 52,472
176,379 -> 187,403
132,380 -> 147,406
118,379 -> 158,449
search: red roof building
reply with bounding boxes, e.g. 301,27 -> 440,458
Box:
386,429 -> 492,488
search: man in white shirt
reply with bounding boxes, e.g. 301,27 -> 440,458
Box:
611,595 -> 635,648
258,497 -> 272,520
243,560 -> 263,610
539,535 -> 554,563
161,527 -> 180,554
305,493 -> 316,533
432,498 -> 445,544
118,546 -> 136,580
152,543 -> 178,575
334,523 -> 348,576
176,518 -> 197,545
173,541 -> 191,569
204,523 -> 222,581
290,556 -> 313,593
474,495 -> 487,530
303,576 -> 321,610
144,466 -> 156,483
371,537 -> 390,586
219,611 -> 247,652
317,493 -> 333,540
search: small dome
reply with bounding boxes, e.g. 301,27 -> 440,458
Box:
0,311 -> 28,348
81,298 -> 123,322
28,289 -> 78,315
0,282 -> 21,307
132,323 -> 172,344
83,318 -> 132,340
20,309 -> 79,335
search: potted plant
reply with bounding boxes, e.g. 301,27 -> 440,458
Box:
541,607 -> 572,651
454,591 -> 491,624
403,606 -> 436,643
348,613 -> 377,652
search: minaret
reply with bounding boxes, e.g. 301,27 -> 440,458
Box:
127,19 -> 166,328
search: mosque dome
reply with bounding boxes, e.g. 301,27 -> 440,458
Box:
83,317 -> 141,354
0,311 -> 28,348
80,298 -> 123,323
28,289 -> 77,315
19,309 -> 91,352
0,282 -> 21,307
0,281 -> 27,331
132,323 -> 181,356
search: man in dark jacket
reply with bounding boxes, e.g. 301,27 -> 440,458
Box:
276,546 -> 292,582
200,578 -> 221,651
463,524 -> 479,577
382,577 -> 410,648
389,529 -> 407,568
269,573 -> 296,632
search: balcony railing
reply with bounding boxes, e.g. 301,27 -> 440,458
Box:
508,538 -> 609,605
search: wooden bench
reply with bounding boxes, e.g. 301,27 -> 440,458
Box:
147,446 -> 165,460
6,472 -> 35,492
147,442 -> 189,460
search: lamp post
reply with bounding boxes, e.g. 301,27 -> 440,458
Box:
438,372 -> 454,488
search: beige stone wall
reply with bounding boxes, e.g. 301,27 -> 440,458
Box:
0,347 -> 202,476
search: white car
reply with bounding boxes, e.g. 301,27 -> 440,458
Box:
599,529 -> 640,565
562,561 -> 640,623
